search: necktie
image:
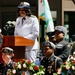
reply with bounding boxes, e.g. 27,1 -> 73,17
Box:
22,17 -> 25,24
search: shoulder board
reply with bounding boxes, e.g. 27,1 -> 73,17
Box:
59,40 -> 68,45
31,15 -> 36,18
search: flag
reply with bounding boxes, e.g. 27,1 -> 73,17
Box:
38,0 -> 54,32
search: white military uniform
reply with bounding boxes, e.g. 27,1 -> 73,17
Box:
14,15 -> 39,62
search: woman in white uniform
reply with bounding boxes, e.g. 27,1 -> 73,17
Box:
14,2 -> 39,62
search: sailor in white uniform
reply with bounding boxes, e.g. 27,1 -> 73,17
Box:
14,2 -> 39,62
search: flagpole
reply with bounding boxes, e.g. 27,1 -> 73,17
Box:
38,0 -> 41,52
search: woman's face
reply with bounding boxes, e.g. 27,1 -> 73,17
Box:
19,8 -> 26,17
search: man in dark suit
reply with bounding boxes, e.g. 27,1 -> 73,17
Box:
0,47 -> 15,75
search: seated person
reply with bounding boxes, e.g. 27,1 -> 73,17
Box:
41,41 -> 63,75
0,47 -> 15,75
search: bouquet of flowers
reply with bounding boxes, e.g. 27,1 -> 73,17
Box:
7,60 -> 45,75
3,21 -> 16,35
54,52 -> 75,75
4,21 -> 16,31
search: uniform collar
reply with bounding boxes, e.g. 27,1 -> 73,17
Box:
48,53 -> 55,61
4,59 -> 12,66
25,16 -> 29,20
8,59 -> 12,65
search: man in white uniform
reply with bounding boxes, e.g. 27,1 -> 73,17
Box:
14,2 -> 39,62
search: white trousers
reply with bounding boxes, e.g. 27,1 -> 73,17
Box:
25,50 -> 38,62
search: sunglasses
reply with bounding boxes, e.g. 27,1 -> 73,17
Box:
19,11 -> 25,14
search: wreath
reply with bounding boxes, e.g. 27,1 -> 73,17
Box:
54,52 -> 75,75
7,60 -> 45,75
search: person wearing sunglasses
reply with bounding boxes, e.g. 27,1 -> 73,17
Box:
0,47 -> 15,75
14,2 -> 39,62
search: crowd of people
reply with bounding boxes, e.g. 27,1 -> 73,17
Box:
40,26 -> 72,75
0,1 -> 74,75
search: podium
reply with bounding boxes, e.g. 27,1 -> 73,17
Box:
3,36 -> 34,46
0,36 -> 34,62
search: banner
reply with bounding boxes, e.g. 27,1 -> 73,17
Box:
38,0 -> 54,32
